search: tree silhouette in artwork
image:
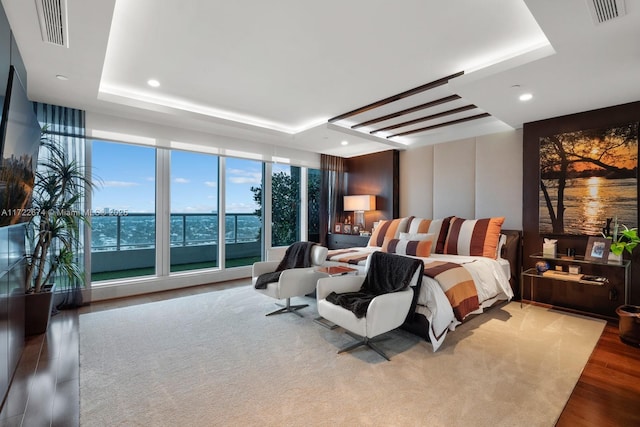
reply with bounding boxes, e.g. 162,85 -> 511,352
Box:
540,123 -> 638,234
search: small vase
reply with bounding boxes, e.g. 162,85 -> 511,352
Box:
608,252 -> 623,264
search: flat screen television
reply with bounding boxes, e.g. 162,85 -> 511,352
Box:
0,65 -> 41,227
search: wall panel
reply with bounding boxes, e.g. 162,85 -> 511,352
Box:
399,130 -> 523,224
346,150 -> 398,227
399,145 -> 433,218
475,130 -> 523,228
433,138 -> 476,219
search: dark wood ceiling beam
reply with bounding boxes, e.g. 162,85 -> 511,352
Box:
387,113 -> 491,138
327,71 -> 464,123
371,104 -> 478,134
351,95 -> 461,130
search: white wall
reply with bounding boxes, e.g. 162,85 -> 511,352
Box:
399,129 -> 523,230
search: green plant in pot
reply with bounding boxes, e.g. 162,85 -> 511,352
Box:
610,225 -> 640,256
603,217 -> 640,262
24,133 -> 93,335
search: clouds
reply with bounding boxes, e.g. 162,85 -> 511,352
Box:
174,177 -> 190,184
227,168 -> 261,185
102,180 -> 140,188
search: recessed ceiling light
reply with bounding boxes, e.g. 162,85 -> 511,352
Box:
147,79 -> 160,88
519,93 -> 533,101
56,74 -> 68,81
341,140 -> 349,146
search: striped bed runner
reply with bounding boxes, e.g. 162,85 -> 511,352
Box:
423,261 -> 479,321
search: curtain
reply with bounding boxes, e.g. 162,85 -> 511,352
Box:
35,103 -> 87,309
319,154 -> 346,247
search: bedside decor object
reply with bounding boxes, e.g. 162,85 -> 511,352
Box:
343,195 -> 375,231
568,265 -> 581,275
542,238 -> 557,258
334,223 -> 343,234
343,223 -> 352,235
585,236 -> 611,262
535,261 -> 549,273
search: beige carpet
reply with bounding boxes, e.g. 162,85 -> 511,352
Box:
79,285 -> 605,427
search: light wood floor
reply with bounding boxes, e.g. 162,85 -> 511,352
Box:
1,281 -> 639,426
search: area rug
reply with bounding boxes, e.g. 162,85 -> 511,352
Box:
79,285 -> 605,426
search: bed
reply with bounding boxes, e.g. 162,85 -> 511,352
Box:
323,216 -> 522,351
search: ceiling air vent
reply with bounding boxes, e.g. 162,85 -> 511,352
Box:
35,0 -> 69,47
586,0 -> 626,24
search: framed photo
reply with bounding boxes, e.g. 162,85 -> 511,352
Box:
343,224 -> 352,235
352,225 -> 360,235
334,223 -> 343,234
584,236 -> 611,262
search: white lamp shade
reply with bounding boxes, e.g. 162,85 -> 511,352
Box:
344,195 -> 375,212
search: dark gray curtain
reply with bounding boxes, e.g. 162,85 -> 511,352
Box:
320,154 -> 346,247
35,103 -> 87,309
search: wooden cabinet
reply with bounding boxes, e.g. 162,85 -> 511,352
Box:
521,253 -> 630,319
327,233 -> 369,250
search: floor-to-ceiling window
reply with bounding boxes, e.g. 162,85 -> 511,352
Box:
170,150 -> 219,272
272,164 -> 301,246
88,138 -> 317,285
308,168 -> 321,243
224,158 -> 263,267
90,140 -> 157,281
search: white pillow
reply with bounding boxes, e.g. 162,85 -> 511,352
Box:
399,232 -> 434,241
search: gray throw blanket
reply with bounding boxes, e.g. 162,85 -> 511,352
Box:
254,241 -> 317,289
326,251 -> 424,318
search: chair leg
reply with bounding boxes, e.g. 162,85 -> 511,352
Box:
337,334 -> 392,361
265,298 -> 308,317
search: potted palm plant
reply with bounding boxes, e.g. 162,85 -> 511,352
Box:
24,132 -> 93,335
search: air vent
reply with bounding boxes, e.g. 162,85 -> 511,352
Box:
586,0 -> 626,24
35,0 -> 69,47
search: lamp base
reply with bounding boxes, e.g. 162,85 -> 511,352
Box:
354,211 -> 365,230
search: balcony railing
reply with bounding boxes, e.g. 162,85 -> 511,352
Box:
90,212 -> 262,277
91,212 -> 261,252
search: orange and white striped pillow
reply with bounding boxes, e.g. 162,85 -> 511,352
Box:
367,217 -> 411,247
382,238 -> 432,258
443,217 -> 505,259
406,217 -> 453,253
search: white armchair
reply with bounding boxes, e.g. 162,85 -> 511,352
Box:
316,252 -> 423,360
252,244 -> 329,316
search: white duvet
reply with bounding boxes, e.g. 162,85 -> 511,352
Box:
322,249 -> 513,352
415,254 -> 513,351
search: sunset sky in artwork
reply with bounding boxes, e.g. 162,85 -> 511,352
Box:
570,137 -> 638,171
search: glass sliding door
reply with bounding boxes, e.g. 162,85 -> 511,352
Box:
272,164 -> 301,246
170,150 -> 219,272
90,141 -> 157,281
225,158 -> 263,267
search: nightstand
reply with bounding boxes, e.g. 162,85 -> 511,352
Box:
327,233 -> 370,249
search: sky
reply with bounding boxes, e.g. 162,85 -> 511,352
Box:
91,140 -> 292,214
